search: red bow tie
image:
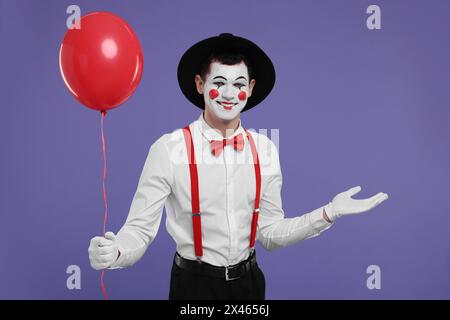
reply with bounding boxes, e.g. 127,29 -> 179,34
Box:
210,133 -> 245,157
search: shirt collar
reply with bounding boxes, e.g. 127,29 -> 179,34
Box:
197,112 -> 246,142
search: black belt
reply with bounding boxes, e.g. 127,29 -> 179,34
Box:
174,251 -> 257,281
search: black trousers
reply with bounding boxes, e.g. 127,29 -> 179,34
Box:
169,255 -> 266,300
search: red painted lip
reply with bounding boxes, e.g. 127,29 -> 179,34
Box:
219,101 -> 237,110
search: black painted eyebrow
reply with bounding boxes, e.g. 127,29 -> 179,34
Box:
213,76 -> 227,81
235,76 -> 247,81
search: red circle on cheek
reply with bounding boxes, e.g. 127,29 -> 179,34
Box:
209,89 -> 219,100
238,91 -> 247,101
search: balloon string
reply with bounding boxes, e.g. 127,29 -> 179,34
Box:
100,110 -> 109,300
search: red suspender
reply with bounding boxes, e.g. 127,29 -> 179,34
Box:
245,130 -> 261,251
181,126 -> 262,258
182,126 -> 203,258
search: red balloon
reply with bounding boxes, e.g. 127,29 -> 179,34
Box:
59,12 -> 144,111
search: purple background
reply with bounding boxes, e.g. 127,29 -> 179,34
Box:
1,0 -> 449,300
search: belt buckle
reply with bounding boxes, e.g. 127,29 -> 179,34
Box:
225,266 -> 239,281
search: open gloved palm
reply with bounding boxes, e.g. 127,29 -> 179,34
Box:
325,186 -> 389,222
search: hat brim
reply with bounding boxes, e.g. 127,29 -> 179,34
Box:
177,34 -> 276,112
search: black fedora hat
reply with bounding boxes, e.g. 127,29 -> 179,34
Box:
177,33 -> 276,112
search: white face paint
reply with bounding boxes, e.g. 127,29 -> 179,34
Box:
202,61 -> 250,121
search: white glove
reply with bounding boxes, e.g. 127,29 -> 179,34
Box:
325,186 -> 389,222
88,231 -> 119,270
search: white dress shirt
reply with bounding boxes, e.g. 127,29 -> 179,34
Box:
110,113 -> 332,268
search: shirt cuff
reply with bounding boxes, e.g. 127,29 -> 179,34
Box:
107,229 -> 148,270
309,205 -> 334,234
108,246 -> 126,270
